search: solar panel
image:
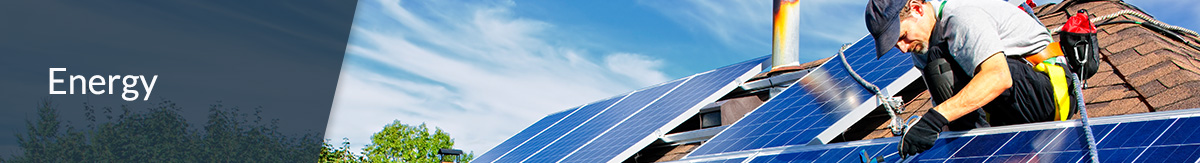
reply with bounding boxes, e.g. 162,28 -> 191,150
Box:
671,108 -> 1200,163
493,97 -> 626,162
563,58 -> 767,162
904,117 -> 1200,163
696,157 -> 747,163
506,79 -> 683,163
477,57 -> 768,163
473,108 -> 577,163
686,36 -> 920,157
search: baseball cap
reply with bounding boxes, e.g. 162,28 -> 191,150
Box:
865,0 -> 905,58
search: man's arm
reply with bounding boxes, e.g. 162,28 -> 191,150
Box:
933,52 -> 1011,121
898,51 -> 1011,157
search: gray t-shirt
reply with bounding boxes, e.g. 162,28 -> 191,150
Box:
912,0 -> 1053,76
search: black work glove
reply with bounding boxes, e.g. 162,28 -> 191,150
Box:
899,110 -> 949,158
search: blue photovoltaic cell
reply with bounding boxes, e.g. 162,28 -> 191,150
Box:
473,109 -> 576,163
1155,116 -> 1200,145
563,58 -> 766,162
688,36 -> 915,156
950,132 -> 1016,157
747,149 -> 828,163
492,97 -> 624,163
694,157 -> 748,163
1138,145 -> 1200,163
1097,120 -> 1171,149
739,137 -> 896,163
513,80 -> 682,163
715,115 -> 1200,163
812,146 -> 857,161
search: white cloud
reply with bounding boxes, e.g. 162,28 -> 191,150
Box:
326,0 -> 671,155
605,53 -> 671,86
636,0 -> 772,50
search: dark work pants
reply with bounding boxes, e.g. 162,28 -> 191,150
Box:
947,57 -> 1058,130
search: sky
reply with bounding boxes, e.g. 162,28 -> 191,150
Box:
324,0 -> 1200,155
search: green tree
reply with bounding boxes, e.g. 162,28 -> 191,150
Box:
13,100 -> 62,162
320,121 -> 474,163
5,99 -> 323,162
321,138 -> 364,163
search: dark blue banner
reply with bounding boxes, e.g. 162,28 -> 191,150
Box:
0,0 -> 356,161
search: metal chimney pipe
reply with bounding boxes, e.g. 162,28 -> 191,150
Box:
771,0 -> 801,70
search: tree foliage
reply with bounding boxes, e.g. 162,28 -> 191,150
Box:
4,99 -> 322,162
321,138 -> 365,163
320,121 -> 474,163
4,99 -> 474,163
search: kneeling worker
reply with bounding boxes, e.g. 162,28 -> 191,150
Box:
864,0 -> 1064,156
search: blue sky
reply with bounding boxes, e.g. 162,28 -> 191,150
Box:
325,0 -> 1200,155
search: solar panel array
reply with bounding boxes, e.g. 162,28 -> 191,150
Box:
563,59 -> 767,162
473,108 -> 577,162
475,57 -> 767,163
517,80 -> 681,163
686,36 -> 917,157
670,109 -> 1200,163
496,96 -> 629,163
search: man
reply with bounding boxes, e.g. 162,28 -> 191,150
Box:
864,0 -> 1059,157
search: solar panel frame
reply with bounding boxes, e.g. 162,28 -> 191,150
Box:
685,36 -> 921,157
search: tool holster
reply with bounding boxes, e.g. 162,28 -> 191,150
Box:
921,42 -> 990,130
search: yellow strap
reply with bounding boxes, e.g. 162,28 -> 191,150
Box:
1033,63 -> 1071,121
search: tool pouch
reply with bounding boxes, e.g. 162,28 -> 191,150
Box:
921,42 -> 990,130
1059,9 -> 1100,80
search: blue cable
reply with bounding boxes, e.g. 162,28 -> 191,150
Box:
1069,73 -> 1101,163
837,44 -> 882,95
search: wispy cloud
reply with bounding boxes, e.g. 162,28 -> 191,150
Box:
326,0 -> 671,154
605,53 -> 671,86
637,0 -> 772,51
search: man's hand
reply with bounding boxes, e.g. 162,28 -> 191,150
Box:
899,110 -> 950,157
